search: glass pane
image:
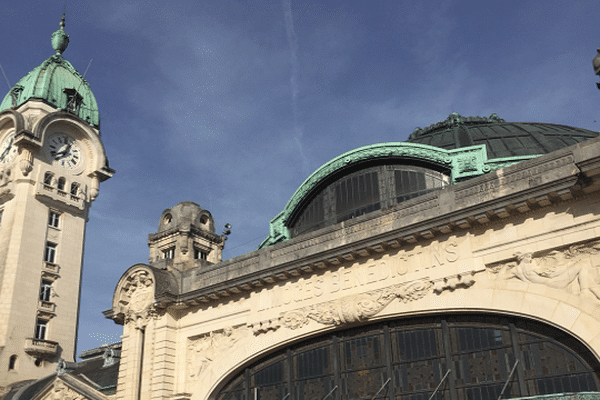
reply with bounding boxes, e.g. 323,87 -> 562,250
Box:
342,334 -> 382,370
296,346 -> 329,379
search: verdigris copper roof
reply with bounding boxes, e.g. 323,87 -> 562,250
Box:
407,112 -> 599,159
258,112 -> 600,248
0,13 -> 100,128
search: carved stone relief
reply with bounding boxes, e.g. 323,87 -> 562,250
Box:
117,270 -> 155,329
187,325 -> 248,381
278,272 -> 476,331
490,240 -> 600,300
42,380 -> 84,400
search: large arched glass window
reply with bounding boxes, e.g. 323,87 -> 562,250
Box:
215,315 -> 600,400
290,165 -> 449,237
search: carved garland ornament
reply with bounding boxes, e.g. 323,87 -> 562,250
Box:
277,273 -> 477,331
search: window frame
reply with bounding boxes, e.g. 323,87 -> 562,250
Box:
35,319 -> 48,340
43,172 -> 54,186
48,211 -> 60,228
57,177 -> 66,191
162,247 -> 175,259
39,279 -> 53,302
194,247 -> 209,260
8,355 -> 17,371
44,242 -> 57,264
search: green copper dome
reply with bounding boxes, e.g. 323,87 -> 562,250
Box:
0,14 -> 100,128
407,112 -> 598,159
259,113 -> 600,248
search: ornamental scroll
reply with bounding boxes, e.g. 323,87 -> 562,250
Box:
117,269 -> 155,329
490,240 -> 600,300
278,273 -> 476,330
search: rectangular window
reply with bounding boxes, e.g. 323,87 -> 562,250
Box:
35,319 -> 47,340
48,211 -> 60,228
39,280 -> 52,302
194,248 -> 208,260
162,248 -> 175,259
44,242 -> 57,263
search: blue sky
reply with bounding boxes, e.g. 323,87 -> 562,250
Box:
1,0 -> 600,357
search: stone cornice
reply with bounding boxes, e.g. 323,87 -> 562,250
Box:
150,138 -> 600,310
148,225 -> 223,244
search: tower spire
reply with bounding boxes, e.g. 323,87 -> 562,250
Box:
51,10 -> 70,56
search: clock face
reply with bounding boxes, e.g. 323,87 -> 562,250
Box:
0,131 -> 17,165
46,134 -> 84,171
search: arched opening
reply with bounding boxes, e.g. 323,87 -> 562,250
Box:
70,182 -> 80,196
289,163 -> 449,238
57,177 -> 65,191
43,171 -> 54,186
8,355 -> 17,371
214,315 -> 600,400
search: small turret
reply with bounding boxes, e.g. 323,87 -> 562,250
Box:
147,202 -> 225,271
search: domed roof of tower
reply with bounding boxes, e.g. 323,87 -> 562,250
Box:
0,13 -> 100,128
158,201 -> 215,234
407,112 -> 598,159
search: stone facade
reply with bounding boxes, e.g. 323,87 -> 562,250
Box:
105,134 -> 600,400
0,101 -> 112,389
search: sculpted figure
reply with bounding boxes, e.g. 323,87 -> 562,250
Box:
188,326 -> 246,379
498,250 -> 600,299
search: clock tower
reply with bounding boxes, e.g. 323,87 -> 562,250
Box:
0,14 -> 113,388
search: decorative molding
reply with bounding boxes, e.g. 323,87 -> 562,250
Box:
187,325 -> 248,380
489,239 -> 600,300
41,380 -> 85,400
278,274 -> 478,331
249,318 -> 281,334
455,154 -> 575,201
117,270 -> 155,329
19,146 -> 33,176
410,113 -> 506,139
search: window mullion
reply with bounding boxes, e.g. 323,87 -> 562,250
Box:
332,335 -> 340,400
441,319 -> 457,400
509,322 -> 528,396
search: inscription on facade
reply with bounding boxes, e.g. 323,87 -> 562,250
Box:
259,239 -> 462,311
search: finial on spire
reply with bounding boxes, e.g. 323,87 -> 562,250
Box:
51,8 -> 70,56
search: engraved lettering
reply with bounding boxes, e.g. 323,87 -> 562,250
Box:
367,263 -> 378,284
283,284 -> 292,305
303,279 -> 313,300
343,269 -> 354,290
330,272 -> 341,293
431,242 -> 445,268
378,260 -> 390,281
313,277 -> 324,297
445,241 -> 459,262
294,281 -> 303,302
396,254 -> 409,276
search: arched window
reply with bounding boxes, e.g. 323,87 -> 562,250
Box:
43,172 -> 54,185
57,177 -> 65,191
8,355 -> 17,371
215,315 -> 600,400
290,165 -> 449,237
70,182 -> 80,196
